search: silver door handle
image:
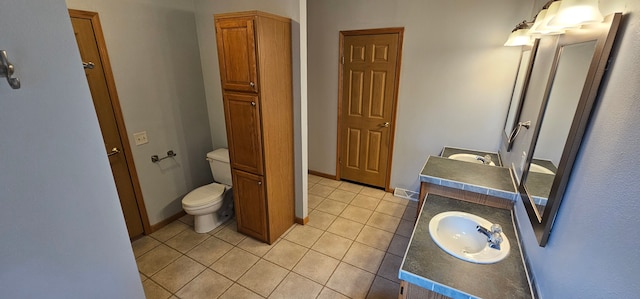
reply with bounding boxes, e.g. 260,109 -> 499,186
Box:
107,147 -> 121,157
83,62 -> 95,69
382,122 -> 390,127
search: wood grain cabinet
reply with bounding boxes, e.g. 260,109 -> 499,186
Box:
215,11 -> 294,244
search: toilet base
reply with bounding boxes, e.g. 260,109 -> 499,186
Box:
193,212 -> 230,233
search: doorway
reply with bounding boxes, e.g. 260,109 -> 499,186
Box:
69,9 -> 150,239
337,28 -> 404,190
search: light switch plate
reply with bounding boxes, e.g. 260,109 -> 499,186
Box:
133,131 -> 148,145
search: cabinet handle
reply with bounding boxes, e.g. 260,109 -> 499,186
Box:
250,81 -> 255,88
257,181 -> 262,185
251,101 -> 256,106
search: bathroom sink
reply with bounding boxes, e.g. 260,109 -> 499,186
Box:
428,211 -> 510,264
448,153 -> 495,166
529,163 -> 554,174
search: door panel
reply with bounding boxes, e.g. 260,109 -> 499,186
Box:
71,13 -> 145,238
232,170 -> 267,241
215,17 -> 259,93
340,32 -> 400,188
223,92 -> 264,175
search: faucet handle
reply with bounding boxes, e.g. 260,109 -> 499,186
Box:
490,224 -> 502,234
490,233 -> 503,245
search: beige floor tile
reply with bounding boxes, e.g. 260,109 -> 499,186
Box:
283,224 -> 323,247
238,260 -> 289,297
309,184 -> 336,197
327,262 -> 375,299
340,205 -> 374,224
175,268 -> 233,299
151,221 -> 189,242
387,234 -> 410,257
382,192 -> 410,206
366,276 -> 400,299
315,199 -> 348,216
151,256 -> 205,293
342,242 -> 385,273
318,178 -> 342,188
327,217 -> 364,240
308,174 -> 323,184
269,272 -> 323,299
132,236 -> 160,258
377,253 -> 402,283
308,194 -> 325,209
317,287 -> 349,299
355,226 -> 394,251
263,239 -> 308,270
178,214 -> 194,226
337,181 -> 365,193
211,247 -> 260,280
292,250 -> 340,285
366,212 -> 401,233
214,225 -> 247,245
311,232 -> 353,260
359,186 -> 387,199
395,219 -> 415,238
350,194 -> 381,211
219,283 -> 263,299
375,201 -> 406,218
164,229 -> 209,253
140,272 -> 147,282
142,279 -> 171,299
186,236 -> 233,266
307,210 -> 337,230
136,244 -> 181,276
238,236 -> 279,257
327,189 -> 357,203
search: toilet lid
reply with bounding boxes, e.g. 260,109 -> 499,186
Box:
182,183 -> 225,208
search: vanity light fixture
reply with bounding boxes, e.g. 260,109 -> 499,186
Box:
537,1 -> 575,33
504,21 -> 533,47
549,0 -> 604,26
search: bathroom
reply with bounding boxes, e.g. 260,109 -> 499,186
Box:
1,0 -> 639,298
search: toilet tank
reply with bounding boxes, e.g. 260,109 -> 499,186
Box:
206,148 -> 232,186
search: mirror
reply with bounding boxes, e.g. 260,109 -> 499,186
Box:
503,40 -> 539,152
519,13 -> 622,246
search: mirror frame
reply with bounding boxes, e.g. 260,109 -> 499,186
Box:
503,39 -> 540,152
519,13 -> 622,246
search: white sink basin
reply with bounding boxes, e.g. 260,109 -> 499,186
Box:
428,211 -> 510,264
530,163 -> 554,174
448,153 -> 495,166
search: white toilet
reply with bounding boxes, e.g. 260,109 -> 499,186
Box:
182,148 -> 234,233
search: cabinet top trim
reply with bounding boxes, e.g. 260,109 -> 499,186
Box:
214,10 -> 291,23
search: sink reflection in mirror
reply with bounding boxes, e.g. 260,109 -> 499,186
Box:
428,211 -> 510,264
448,153 -> 496,166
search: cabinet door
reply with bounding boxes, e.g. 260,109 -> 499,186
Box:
232,169 -> 267,241
223,92 -> 264,175
215,16 -> 259,93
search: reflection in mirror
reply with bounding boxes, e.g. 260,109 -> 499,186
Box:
503,40 -> 539,151
519,13 -> 622,246
525,41 -> 596,220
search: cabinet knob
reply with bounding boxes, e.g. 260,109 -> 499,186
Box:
257,181 -> 262,185
250,81 -> 255,88
251,101 -> 256,106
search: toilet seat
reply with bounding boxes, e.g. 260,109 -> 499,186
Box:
182,183 -> 226,209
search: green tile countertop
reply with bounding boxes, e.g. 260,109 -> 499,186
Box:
399,194 -> 532,299
420,156 -> 517,201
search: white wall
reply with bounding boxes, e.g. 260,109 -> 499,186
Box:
0,1 -> 143,297
503,0 -> 640,297
193,0 -> 307,219
307,0 -> 532,191
65,0 -> 214,225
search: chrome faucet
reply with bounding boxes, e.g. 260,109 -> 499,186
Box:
476,224 -> 503,250
476,154 -> 493,165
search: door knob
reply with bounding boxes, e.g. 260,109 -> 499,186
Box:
249,81 -> 255,88
382,122 -> 390,127
107,147 -> 121,157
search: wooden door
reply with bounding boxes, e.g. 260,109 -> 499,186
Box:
339,30 -> 402,188
70,10 -> 148,239
232,169 -> 267,241
223,92 -> 264,175
215,17 -> 259,93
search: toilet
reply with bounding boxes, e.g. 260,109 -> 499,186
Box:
182,148 -> 234,233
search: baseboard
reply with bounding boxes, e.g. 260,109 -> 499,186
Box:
150,210 -> 186,233
308,170 -> 337,180
295,216 -> 309,225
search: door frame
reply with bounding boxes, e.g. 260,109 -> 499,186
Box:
336,27 -> 404,192
69,9 -> 151,235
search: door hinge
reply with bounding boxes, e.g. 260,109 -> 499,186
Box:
341,56 -> 345,65
400,286 -> 404,295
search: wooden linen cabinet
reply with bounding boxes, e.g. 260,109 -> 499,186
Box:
215,11 -> 294,244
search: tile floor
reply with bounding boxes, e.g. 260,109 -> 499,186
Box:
133,175 -> 418,299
